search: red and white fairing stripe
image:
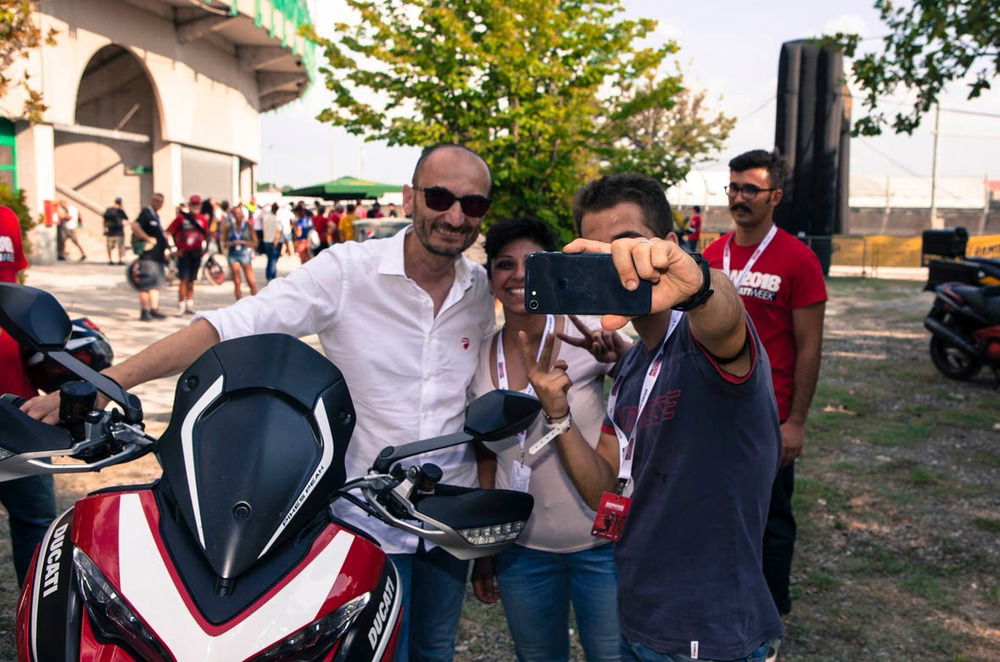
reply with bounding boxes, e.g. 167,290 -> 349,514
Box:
70,490 -> 372,659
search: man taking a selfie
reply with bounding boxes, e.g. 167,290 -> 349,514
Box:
517,174 -> 783,661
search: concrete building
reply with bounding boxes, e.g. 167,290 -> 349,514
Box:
0,0 -> 313,261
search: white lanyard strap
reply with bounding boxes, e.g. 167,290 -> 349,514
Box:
606,310 -> 684,487
722,224 -> 777,290
496,315 -> 554,451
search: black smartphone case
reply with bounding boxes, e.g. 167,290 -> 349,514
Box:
524,252 -> 651,316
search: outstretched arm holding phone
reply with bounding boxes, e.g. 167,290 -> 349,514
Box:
564,236 -> 750,376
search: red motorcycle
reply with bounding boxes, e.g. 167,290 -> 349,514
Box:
924,281 -> 1000,383
0,283 -> 538,661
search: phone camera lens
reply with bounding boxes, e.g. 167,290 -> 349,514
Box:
528,300 -> 540,311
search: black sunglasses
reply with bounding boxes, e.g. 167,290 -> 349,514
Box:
414,186 -> 492,217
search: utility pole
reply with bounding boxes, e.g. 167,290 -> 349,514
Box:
929,104 -> 942,229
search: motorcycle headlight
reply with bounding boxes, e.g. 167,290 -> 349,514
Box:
73,547 -> 172,660
457,520 -> 525,545
250,592 -> 370,661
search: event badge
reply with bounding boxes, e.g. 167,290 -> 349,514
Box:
510,460 -> 532,493
591,491 -> 632,541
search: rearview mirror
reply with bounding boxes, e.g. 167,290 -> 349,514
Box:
464,390 -> 541,442
0,284 -> 71,352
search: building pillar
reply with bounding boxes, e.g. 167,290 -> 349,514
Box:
152,140 -> 183,213
15,122 -> 58,263
239,159 -> 255,205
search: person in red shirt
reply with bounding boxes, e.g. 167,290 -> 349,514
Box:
312,205 -> 330,253
687,205 -> 702,250
167,195 -> 209,314
703,149 -> 827,632
0,205 -> 57,586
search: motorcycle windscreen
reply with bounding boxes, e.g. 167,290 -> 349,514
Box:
156,334 -> 356,579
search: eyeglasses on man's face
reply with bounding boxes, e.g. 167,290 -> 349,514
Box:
414,186 -> 492,217
724,183 -> 777,200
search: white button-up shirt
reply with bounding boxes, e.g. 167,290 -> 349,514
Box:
196,228 -> 495,553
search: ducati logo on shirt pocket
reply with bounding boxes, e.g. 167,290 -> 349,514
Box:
461,337 -> 470,350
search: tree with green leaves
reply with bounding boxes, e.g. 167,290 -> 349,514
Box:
305,0 -> 731,238
1,0 -> 57,121
829,0 -> 999,136
599,75 -> 735,189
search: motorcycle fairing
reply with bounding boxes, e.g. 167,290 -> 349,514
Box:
331,561 -> 403,662
48,489 -> 377,660
23,507 -> 80,662
155,333 -> 356,579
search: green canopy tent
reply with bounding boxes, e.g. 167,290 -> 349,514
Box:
283,175 -> 402,201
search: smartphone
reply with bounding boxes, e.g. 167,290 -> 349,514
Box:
524,252 -> 651,316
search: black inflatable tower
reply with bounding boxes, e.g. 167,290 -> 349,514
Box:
774,40 -> 851,274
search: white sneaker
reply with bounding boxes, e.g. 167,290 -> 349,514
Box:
766,639 -> 781,662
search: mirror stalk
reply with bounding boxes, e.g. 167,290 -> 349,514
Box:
47,351 -> 143,424
373,432 -> 473,473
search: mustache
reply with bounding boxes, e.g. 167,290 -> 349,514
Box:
730,203 -> 752,213
432,221 -> 472,233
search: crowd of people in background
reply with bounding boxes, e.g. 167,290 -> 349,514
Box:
72,193 -> 407,320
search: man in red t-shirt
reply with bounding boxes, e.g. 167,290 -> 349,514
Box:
167,195 -> 209,314
687,205 -> 702,250
0,205 -> 57,585
703,149 -> 827,624
312,205 -> 330,252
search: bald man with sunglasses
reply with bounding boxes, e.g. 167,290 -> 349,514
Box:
22,144 -> 498,662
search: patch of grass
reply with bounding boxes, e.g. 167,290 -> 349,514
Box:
902,573 -> 949,604
906,465 -> 943,486
972,517 -> 1000,534
866,420 -> 933,447
792,476 -> 851,514
813,383 -> 873,416
802,568 -> 840,591
913,621 -> 959,658
861,546 -> 909,576
962,449 -> 1000,469
929,407 -> 998,430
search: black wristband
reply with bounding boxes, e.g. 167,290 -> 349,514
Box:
671,252 -> 714,312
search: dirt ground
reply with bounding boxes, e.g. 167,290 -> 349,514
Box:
0,260 -> 997,661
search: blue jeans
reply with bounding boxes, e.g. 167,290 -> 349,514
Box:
620,637 -> 768,662
0,474 -> 56,586
262,241 -> 280,281
495,543 -> 620,662
389,546 -> 469,662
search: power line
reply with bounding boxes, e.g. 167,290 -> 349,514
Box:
857,139 -> 973,200
858,138 -> 923,177
737,95 -> 776,121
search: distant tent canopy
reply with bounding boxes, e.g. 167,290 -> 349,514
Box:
283,176 -> 402,200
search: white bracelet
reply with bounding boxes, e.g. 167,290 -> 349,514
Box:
528,414 -> 572,456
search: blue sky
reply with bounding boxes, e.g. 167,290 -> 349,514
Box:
258,1 -> 1000,187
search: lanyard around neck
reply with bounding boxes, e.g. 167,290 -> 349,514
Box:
722,224 -> 777,290
496,314 -> 554,397
606,310 -> 684,487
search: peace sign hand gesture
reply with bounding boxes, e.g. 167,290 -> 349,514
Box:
557,315 -> 632,364
516,330 -> 571,421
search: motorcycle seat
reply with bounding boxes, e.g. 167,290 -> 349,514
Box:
952,284 -> 1000,321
